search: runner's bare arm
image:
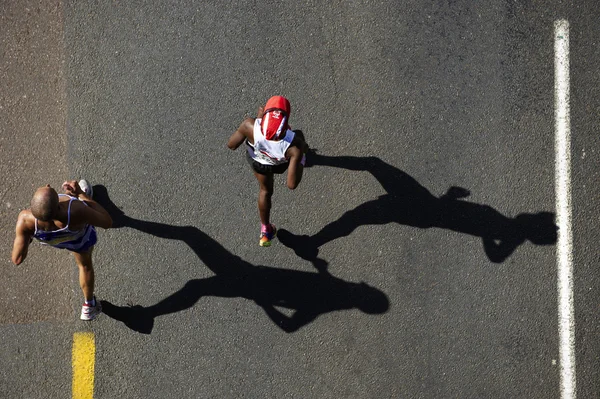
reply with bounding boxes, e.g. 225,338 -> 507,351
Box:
285,132 -> 309,190
62,180 -> 113,229
291,130 -> 309,154
227,118 -> 255,150
12,211 -> 34,265
286,146 -> 305,190
73,199 -> 113,229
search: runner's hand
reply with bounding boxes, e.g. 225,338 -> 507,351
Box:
62,180 -> 83,196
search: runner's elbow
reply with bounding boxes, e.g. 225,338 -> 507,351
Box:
227,137 -> 244,150
99,218 -> 113,229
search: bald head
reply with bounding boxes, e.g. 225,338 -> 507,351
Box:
31,186 -> 59,221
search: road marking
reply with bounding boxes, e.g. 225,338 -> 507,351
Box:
72,332 -> 95,399
554,19 -> 575,399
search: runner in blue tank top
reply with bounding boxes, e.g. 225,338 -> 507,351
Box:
12,180 -> 113,320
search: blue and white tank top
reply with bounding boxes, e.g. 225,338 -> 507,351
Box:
33,194 -> 96,251
247,118 -> 295,166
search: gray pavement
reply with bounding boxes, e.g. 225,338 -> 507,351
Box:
570,3 -> 600,397
1,1 -> 598,398
0,0 -> 73,324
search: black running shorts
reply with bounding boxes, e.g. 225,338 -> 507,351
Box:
246,152 -> 289,175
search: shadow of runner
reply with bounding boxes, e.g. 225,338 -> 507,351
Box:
279,152 -> 557,265
94,185 -> 389,334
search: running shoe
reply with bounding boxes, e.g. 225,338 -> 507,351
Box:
259,224 -> 277,247
79,179 -> 94,198
80,296 -> 102,321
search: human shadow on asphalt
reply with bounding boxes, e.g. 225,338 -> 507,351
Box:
278,151 -> 557,267
93,185 -> 389,335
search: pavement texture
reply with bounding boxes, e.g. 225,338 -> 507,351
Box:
0,1 -> 598,398
0,0 -> 73,324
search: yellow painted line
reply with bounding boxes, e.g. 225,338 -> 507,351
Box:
72,332 -> 95,399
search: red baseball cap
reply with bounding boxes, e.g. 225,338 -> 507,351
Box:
261,96 -> 291,140
264,95 -> 291,115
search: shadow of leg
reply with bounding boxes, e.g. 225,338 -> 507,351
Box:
101,300 -> 154,334
278,229 -> 321,262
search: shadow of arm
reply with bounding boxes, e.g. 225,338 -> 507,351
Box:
482,236 -> 524,263
259,303 -> 317,333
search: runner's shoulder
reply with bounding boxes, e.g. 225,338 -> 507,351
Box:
69,198 -> 91,213
16,210 -> 35,232
241,117 -> 256,138
242,117 -> 255,129
290,133 -> 308,153
285,143 -> 302,159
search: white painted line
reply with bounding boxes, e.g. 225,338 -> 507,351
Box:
554,19 -> 575,399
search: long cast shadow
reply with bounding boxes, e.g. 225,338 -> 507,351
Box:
278,152 -> 557,265
93,185 -> 389,334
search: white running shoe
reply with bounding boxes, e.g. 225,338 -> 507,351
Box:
78,179 -> 94,198
80,296 -> 102,321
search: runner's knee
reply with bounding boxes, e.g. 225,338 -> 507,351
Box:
77,262 -> 94,272
74,252 -> 93,270
259,186 -> 273,197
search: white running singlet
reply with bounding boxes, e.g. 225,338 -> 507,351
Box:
247,118 -> 295,165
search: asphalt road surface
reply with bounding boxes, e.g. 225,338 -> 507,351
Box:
1,1 -> 598,398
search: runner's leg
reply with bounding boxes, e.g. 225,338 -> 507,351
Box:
73,249 -> 95,301
254,171 -> 274,226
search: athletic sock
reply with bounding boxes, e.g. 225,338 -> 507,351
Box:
85,298 -> 96,307
261,224 -> 272,233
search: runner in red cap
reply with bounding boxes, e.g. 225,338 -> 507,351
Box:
227,96 -> 309,246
